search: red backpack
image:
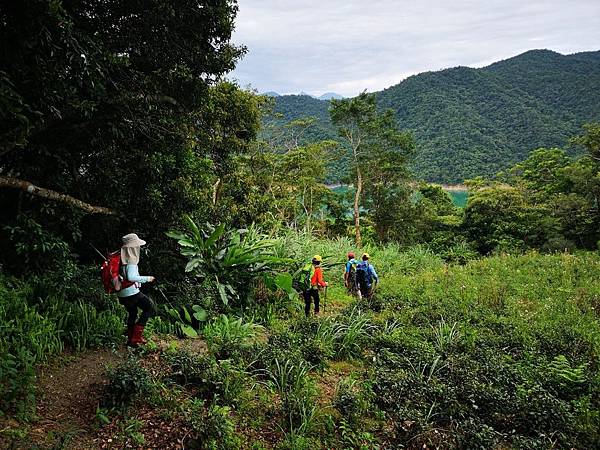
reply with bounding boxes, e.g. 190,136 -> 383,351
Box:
100,251 -> 135,293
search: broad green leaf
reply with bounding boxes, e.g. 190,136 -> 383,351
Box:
176,238 -> 196,248
182,306 -> 192,323
167,308 -> 181,321
217,283 -> 229,306
206,223 -> 226,249
184,214 -> 201,244
192,309 -> 208,322
180,324 -> 198,338
166,231 -> 187,240
225,284 -> 236,295
275,272 -> 293,293
185,258 -> 202,272
263,273 -> 277,291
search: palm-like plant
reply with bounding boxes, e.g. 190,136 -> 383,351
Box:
167,215 -> 292,306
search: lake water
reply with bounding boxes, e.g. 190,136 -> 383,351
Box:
448,190 -> 468,207
330,185 -> 469,208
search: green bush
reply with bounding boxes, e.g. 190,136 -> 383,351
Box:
203,314 -> 263,359
103,356 -> 153,408
333,378 -> 370,426
184,399 -> 242,450
258,357 -> 318,433
166,350 -> 248,405
291,317 -> 336,369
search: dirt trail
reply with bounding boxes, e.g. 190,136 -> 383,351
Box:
2,298 -> 351,449
30,348 -> 124,449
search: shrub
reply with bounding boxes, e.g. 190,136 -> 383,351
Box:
332,307 -> 375,359
168,218 -> 290,308
166,350 -> 248,405
258,357 -> 317,433
103,356 -> 153,408
184,399 -> 242,450
291,317 -> 336,369
203,314 -> 263,359
333,378 -> 370,426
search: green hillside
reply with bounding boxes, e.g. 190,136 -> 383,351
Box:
265,50 -> 600,183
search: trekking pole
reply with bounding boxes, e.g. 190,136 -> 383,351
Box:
89,243 -> 108,261
156,285 -> 170,304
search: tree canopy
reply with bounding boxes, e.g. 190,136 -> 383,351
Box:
0,0 -> 261,272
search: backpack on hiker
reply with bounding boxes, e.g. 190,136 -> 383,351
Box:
293,263 -> 315,293
100,251 -> 134,293
347,261 -> 358,290
356,261 -> 371,288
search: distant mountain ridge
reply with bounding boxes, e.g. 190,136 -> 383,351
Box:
262,91 -> 344,100
264,49 -> 600,183
318,92 -> 344,100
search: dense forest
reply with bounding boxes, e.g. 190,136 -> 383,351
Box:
1,1 -> 600,449
265,50 -> 600,183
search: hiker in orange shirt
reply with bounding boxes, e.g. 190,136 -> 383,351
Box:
304,255 -> 328,316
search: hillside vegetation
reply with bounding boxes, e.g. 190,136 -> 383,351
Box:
2,242 -> 600,449
265,50 -> 600,183
2,3 -> 600,449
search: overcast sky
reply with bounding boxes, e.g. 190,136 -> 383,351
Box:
228,0 -> 600,97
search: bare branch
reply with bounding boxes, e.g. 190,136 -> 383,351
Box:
0,176 -> 116,215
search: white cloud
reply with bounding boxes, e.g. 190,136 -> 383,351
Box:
229,0 -> 600,97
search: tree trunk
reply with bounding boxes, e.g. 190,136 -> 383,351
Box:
0,176 -> 116,215
212,177 -> 221,205
354,167 -> 362,247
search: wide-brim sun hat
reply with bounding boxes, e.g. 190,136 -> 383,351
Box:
122,233 -> 146,248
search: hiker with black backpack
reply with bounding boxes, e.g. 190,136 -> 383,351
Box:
100,233 -> 156,346
344,252 -> 360,296
356,253 -> 379,300
302,255 -> 328,317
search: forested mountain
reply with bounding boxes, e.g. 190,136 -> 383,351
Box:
264,50 -> 600,183
3,3 -> 600,448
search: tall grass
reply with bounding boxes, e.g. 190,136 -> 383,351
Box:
272,230 -> 445,283
0,274 -> 123,419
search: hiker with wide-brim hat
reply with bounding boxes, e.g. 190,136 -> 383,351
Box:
118,233 -> 156,346
303,255 -> 328,317
356,253 -> 378,300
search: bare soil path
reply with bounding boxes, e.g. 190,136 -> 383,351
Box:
4,349 -> 124,449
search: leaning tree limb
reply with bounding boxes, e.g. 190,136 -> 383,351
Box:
0,176 -> 116,215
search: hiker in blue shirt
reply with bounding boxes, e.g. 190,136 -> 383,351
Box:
118,233 -> 156,346
344,251 -> 360,296
356,253 -> 379,300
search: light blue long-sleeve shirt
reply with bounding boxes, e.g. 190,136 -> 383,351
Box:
366,263 -> 379,284
117,264 -> 152,297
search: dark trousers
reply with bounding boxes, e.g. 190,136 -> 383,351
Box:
359,284 -> 373,300
118,292 -> 156,327
303,288 -> 320,316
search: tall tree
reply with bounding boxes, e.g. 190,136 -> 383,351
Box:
0,0 -> 257,270
329,92 -> 414,245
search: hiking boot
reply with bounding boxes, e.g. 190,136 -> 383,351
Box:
129,324 -> 147,346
